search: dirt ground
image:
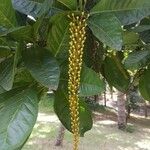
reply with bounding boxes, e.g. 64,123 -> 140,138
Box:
23,110 -> 150,150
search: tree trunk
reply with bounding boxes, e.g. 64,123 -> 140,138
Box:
117,91 -> 126,130
110,87 -> 114,101
126,92 -> 131,121
144,101 -> 148,118
103,91 -> 107,107
55,124 -> 65,146
94,95 -> 99,103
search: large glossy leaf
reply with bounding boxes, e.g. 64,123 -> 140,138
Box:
14,134 -> 31,150
0,43 -> 20,91
79,66 -> 105,96
12,0 -> 53,18
0,87 -> 38,150
124,50 -> 150,70
140,31 -> 150,44
116,9 -> 150,25
47,14 -> 70,57
23,47 -> 60,90
59,63 -> 105,97
104,56 -> 130,92
133,25 -> 150,33
54,89 -> 93,136
0,0 -> 17,28
0,57 -> 15,91
139,18 -> 150,44
12,0 -> 41,17
139,68 -> 150,101
88,13 -> 122,50
1,26 -> 33,42
91,0 -> 150,14
91,0 -> 150,25
57,0 -> 76,9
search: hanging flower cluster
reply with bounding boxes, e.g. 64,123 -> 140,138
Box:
68,12 -> 89,150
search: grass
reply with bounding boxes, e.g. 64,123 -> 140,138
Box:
23,96 -> 150,150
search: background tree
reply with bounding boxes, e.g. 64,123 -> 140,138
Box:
55,124 -> 66,146
117,91 -> 126,129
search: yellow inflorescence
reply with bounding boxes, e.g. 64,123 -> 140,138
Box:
68,12 -> 89,150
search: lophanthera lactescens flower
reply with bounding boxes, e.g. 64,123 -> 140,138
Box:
68,12 -> 89,150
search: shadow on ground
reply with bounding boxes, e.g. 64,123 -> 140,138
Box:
23,111 -> 150,150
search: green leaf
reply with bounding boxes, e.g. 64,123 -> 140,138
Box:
57,0 -> 76,10
91,0 -> 150,25
12,0 -> 53,18
124,50 -> 150,70
15,11 -> 27,26
59,63 -> 105,97
23,47 -> 60,90
14,134 -> 31,150
139,18 -> 150,44
12,0 -> 38,16
91,0 -> 150,14
133,25 -> 150,33
123,31 -> 139,45
14,68 -> 34,88
0,45 -> 19,91
54,89 -> 93,136
79,66 -> 105,97
0,0 -> 17,27
0,87 -> 38,150
139,68 -> 150,101
1,26 -> 33,42
0,37 -> 17,49
0,26 -> 8,35
0,86 -> 6,94
0,46 -> 11,58
0,57 -> 15,91
33,18 -> 50,47
104,56 -> 130,92
88,13 -> 122,50
47,14 -> 70,57
116,9 -> 150,25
